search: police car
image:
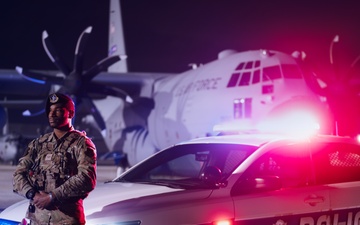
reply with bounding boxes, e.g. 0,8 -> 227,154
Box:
1,133 -> 360,225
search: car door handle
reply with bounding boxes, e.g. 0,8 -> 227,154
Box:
304,195 -> 325,206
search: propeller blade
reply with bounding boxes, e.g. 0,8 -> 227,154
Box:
20,26 -> 136,137
22,98 -> 47,117
292,52 -> 329,97
329,35 -> 339,65
74,26 -> 92,75
80,96 -> 106,132
329,35 -> 341,80
22,108 -> 45,117
16,66 -> 64,85
22,87 -> 68,117
131,97 -> 155,112
123,97 -> 155,128
344,54 -> 360,82
42,31 -> 71,75
88,83 -> 133,103
83,55 -> 122,82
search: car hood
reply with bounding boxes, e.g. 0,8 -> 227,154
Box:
85,181 -> 189,214
0,181 -> 212,223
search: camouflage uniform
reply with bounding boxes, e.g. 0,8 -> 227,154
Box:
13,128 -> 97,225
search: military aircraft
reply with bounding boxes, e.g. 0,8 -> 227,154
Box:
2,0 -> 359,167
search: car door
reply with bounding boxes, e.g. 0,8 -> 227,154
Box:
312,141 -> 360,224
231,142 -> 331,225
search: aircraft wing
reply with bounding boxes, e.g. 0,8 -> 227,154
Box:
0,69 -> 52,102
0,68 -> 173,149
0,68 -> 173,117
0,69 -> 172,107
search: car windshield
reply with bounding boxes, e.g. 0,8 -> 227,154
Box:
114,143 -> 257,189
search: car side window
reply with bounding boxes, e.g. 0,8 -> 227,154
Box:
312,143 -> 360,184
232,143 -> 312,195
254,146 -> 312,188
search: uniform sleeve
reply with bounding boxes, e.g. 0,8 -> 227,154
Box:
13,139 -> 37,198
51,136 -> 97,202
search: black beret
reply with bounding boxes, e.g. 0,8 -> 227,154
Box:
45,93 -> 75,115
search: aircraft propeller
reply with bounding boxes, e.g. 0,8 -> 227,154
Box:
15,26 -> 131,134
297,35 -> 360,136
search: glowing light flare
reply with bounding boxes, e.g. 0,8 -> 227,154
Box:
212,106 -> 322,137
213,219 -> 233,225
257,110 -> 320,137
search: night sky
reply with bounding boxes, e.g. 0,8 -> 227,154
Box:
1,0 -> 360,76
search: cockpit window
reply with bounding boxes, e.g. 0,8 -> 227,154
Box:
230,60 -> 262,87
235,62 -> 245,70
227,73 -> 240,87
252,70 -> 260,84
235,60 -> 260,71
239,72 -> 251,86
245,61 -> 253,69
263,65 -> 281,81
281,64 -> 302,78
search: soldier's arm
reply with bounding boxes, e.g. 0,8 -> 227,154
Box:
51,136 -> 97,202
13,140 -> 37,198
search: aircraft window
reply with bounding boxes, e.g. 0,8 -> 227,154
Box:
252,69 -> 260,84
235,62 -> 245,71
262,85 -> 274,94
244,98 -> 252,118
262,65 -> 281,81
234,100 -> 243,119
281,64 -> 302,78
233,98 -> 252,119
239,72 -> 251,86
254,60 -> 260,68
245,61 -> 253,69
227,73 -> 241,87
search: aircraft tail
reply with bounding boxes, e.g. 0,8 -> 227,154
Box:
108,0 -> 128,72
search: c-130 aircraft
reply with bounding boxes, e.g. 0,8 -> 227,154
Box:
3,0 -> 352,168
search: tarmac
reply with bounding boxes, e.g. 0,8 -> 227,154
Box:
0,164 -> 120,211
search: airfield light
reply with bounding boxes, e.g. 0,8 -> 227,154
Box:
261,49 -> 270,57
357,134 -> 360,143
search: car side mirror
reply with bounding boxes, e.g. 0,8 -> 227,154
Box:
232,175 -> 282,195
